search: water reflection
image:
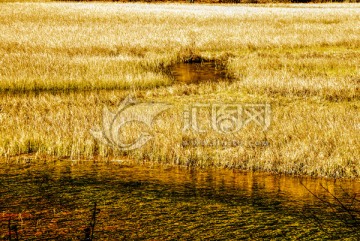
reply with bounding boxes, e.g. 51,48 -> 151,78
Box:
170,62 -> 230,84
0,161 -> 360,239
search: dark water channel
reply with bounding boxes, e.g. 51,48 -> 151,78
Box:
170,62 -> 231,84
1,161 -> 360,240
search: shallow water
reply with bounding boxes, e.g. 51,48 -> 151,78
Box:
1,161 -> 360,240
170,62 -> 230,84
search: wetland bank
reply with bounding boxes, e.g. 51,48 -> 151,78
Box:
0,2 -> 359,239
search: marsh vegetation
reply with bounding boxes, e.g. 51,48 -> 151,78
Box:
0,3 -> 359,178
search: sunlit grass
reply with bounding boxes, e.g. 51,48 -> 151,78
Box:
0,3 -> 359,177
1,3 -> 360,91
0,90 -> 358,178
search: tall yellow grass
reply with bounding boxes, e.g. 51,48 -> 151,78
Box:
0,3 -> 359,178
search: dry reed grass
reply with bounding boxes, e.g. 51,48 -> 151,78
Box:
0,3 -> 359,177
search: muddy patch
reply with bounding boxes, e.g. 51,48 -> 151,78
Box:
170,61 -> 232,85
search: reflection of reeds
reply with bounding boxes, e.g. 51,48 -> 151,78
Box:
83,202 -> 100,241
7,218 -> 19,241
301,182 -> 360,239
1,161 -> 360,238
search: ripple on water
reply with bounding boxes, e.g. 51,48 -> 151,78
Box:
0,161 -> 360,239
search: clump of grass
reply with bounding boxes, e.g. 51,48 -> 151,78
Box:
226,47 -> 360,100
0,91 -> 359,178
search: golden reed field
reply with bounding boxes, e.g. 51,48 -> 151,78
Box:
0,2 -> 359,178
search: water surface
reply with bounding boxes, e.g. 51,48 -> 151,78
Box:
1,160 -> 360,240
170,62 -> 230,84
